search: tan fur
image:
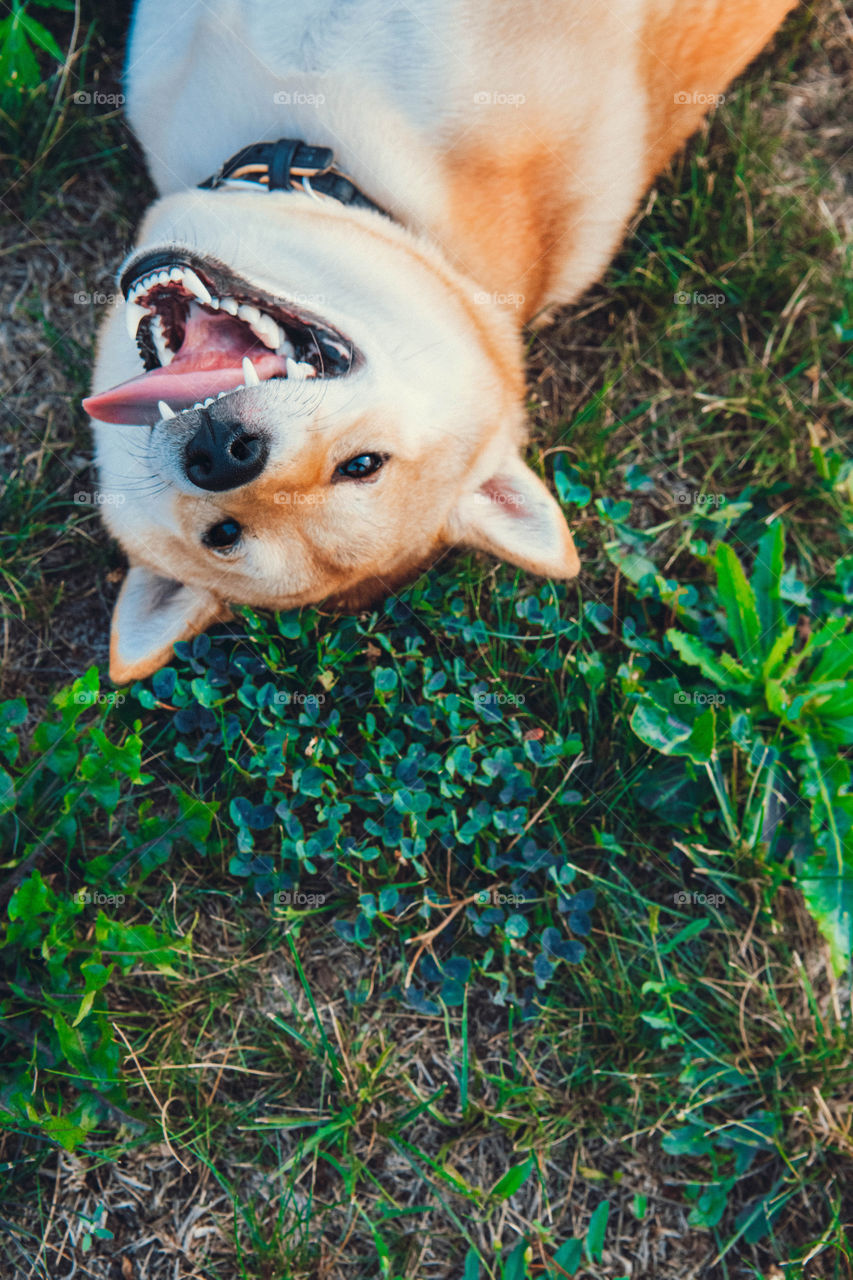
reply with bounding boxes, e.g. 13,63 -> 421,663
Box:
639,0 -> 798,185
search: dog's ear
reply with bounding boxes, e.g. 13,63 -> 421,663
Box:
109,564 -> 231,684
446,449 -> 580,579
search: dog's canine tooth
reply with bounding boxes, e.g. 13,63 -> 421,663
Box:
158,400 -> 176,419
251,313 -> 280,349
125,298 -> 149,339
242,356 -> 260,386
181,267 -> 213,306
220,296 -> 239,316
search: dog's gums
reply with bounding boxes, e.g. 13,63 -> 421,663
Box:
82,255 -> 355,425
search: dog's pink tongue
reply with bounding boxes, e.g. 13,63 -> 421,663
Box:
82,307 -> 287,425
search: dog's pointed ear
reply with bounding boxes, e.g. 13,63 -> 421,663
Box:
109,565 -> 232,684
446,449 -> 580,579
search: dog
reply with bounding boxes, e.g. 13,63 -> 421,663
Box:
84,0 -> 797,682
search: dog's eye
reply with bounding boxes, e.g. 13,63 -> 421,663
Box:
335,453 -> 385,480
203,518 -> 242,552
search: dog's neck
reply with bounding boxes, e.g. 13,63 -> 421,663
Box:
198,137 -> 392,221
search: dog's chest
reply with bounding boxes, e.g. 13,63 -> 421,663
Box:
127,0 -> 451,191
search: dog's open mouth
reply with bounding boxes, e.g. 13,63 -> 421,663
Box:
83,252 -> 356,425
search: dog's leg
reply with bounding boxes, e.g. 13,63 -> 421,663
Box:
638,0 -> 800,186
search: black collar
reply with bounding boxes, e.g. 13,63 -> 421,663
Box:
198,137 -> 390,219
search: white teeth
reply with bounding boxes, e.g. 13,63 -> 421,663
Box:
278,335 -> 296,359
220,296 -> 239,316
125,298 -> 149,339
157,270 -> 170,284
203,397 -> 214,407
209,297 -> 220,310
237,303 -> 261,325
151,314 -> 172,367
158,400 -> 176,419
286,358 -> 315,380
181,267 -> 213,306
251,313 -> 281,350
242,356 -> 260,386
169,267 -> 183,282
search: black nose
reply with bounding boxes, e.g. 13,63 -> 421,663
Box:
183,412 -> 269,492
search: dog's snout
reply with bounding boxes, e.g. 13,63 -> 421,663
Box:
183,412 -> 269,492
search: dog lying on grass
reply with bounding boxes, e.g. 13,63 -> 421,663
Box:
84,0 -> 797,682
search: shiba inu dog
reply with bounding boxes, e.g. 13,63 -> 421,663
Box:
85,0 -> 797,682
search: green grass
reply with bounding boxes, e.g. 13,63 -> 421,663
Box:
0,3 -> 851,1279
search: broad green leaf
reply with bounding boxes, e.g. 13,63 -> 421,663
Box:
797,737 -> 853,973
585,1201 -> 609,1263
715,543 -> 761,667
688,1181 -> 730,1229
18,12 -> 64,60
8,870 -> 51,919
630,700 -> 692,755
761,625 -> 796,681
463,1247 -> 481,1280
502,1239 -> 529,1280
810,619 -> 853,684
550,1238 -> 583,1277
666,629 -> 750,689
0,766 -> 15,815
683,708 -> 716,765
491,1155 -> 534,1201
662,1124 -> 714,1156
751,521 -> 784,641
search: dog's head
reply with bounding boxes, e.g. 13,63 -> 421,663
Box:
84,191 -> 579,682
